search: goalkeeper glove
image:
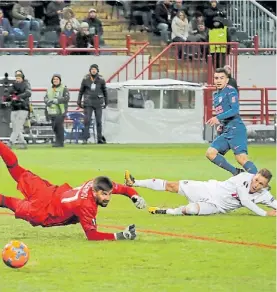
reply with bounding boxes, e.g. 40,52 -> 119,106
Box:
115,224 -> 136,240
131,195 -> 146,209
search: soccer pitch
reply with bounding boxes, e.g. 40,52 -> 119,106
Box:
0,144 -> 276,292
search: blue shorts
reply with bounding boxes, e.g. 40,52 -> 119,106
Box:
210,126 -> 248,155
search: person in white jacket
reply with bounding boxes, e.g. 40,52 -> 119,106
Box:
171,10 -> 189,59
124,169 -> 276,217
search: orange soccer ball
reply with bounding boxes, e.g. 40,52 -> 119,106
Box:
2,241 -> 30,269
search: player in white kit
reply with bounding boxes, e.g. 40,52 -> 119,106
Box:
124,169 -> 276,217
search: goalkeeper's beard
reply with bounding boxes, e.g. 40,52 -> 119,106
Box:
97,199 -> 110,207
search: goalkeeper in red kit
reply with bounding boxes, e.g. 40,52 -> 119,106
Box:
0,142 -> 146,241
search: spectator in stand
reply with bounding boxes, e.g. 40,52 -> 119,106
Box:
45,0 -> 65,30
0,1 -> 16,23
153,0 -> 173,45
188,11 -> 205,35
172,0 -> 187,19
187,21 -> 208,42
171,10 -> 189,59
0,8 -> 15,47
60,7 -> 80,33
12,1 -> 41,38
130,1 -> 153,32
75,22 -> 94,55
83,8 -> 104,45
62,21 -> 76,48
224,65 -> 238,91
204,0 -> 226,29
31,1 -> 45,20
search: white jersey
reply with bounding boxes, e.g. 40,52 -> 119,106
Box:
179,173 -> 276,216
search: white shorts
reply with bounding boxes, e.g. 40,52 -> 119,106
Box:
178,180 -> 222,215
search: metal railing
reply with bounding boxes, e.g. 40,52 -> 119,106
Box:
135,42 -> 240,84
0,34 -> 132,55
204,87 -> 276,125
106,39 -> 150,83
227,0 -> 277,48
132,37 -> 277,85
29,87 -> 276,126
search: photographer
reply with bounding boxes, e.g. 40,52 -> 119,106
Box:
44,74 -> 70,148
77,64 -> 107,144
6,70 -> 31,149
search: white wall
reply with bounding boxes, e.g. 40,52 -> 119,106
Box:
1,55 -> 130,88
0,55 -> 149,103
237,55 -> 276,115
237,55 -> 276,87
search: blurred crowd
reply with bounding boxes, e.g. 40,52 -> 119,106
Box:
119,0 -> 230,45
0,1 -> 104,53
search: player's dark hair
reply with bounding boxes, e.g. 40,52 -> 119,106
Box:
258,168 -> 272,182
214,68 -> 228,77
94,176 -> 113,192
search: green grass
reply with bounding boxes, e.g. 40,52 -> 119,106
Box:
0,144 -> 276,292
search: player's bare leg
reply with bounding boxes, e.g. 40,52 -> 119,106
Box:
125,170 -> 178,192
206,147 -> 244,176
124,172 -> 221,216
235,153 -> 258,174
0,141 -> 27,182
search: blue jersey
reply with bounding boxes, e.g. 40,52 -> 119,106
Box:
213,85 -> 243,128
211,85 -> 247,155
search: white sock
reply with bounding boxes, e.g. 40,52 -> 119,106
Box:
166,206 -> 185,215
134,179 -> 166,191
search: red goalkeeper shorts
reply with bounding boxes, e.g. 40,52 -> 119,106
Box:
15,171 -> 71,226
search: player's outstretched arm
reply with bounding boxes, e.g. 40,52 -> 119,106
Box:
78,207 -> 138,241
112,182 -> 146,209
237,186 -> 276,216
260,191 -> 277,210
85,225 -> 137,241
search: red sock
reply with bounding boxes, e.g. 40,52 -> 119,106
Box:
0,142 -> 26,182
0,195 -> 21,212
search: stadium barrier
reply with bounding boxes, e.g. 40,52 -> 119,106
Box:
0,34 -> 145,56
106,41 -> 150,83
204,87 -> 276,125
134,41 -> 239,83
130,35 -> 277,84
30,87 -> 275,126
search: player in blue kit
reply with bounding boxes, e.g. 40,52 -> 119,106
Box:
206,68 -> 258,176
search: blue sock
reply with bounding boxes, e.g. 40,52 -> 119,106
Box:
243,161 -> 258,174
211,154 -> 237,175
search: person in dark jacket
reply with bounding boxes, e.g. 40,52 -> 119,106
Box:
77,64 -> 108,144
0,8 -> 15,47
224,65 -> 238,92
83,8 -> 104,44
7,70 -> 31,149
154,0 -> 172,44
44,74 -> 70,148
204,0 -> 226,29
45,0 -> 65,28
75,22 -> 94,55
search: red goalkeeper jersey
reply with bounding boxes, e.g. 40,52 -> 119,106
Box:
43,180 -> 138,240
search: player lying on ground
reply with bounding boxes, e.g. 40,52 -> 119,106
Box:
124,170 -> 276,217
205,68 -> 258,176
0,142 -> 146,241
